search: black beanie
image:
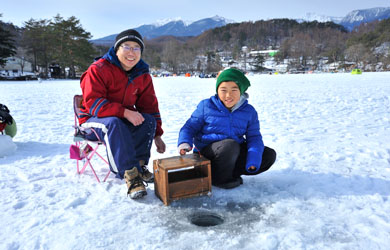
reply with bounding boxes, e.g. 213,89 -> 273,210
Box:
114,29 -> 145,52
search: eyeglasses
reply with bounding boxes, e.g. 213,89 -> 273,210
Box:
120,45 -> 141,53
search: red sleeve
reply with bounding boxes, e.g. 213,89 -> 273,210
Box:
80,63 -> 125,119
135,74 -> 164,136
0,123 -> 6,132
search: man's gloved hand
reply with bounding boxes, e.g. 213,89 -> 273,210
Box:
0,110 -> 13,125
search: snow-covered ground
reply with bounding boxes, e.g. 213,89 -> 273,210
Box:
1,72 -> 390,249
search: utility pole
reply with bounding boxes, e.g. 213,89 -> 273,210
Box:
242,46 -> 249,72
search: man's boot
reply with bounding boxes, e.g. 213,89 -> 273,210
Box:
124,167 -> 147,199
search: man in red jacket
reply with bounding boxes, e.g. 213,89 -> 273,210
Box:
79,29 -> 166,199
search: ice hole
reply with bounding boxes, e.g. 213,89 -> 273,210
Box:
189,211 -> 224,227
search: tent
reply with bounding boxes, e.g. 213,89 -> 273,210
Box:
269,51 -> 278,57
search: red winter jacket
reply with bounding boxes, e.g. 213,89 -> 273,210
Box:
79,48 -> 163,137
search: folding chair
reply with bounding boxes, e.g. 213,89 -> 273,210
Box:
70,95 -> 111,182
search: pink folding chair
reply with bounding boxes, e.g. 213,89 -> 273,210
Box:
70,95 -> 111,182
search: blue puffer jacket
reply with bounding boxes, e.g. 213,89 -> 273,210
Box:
178,94 -> 264,172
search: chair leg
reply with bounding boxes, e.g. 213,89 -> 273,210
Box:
103,170 -> 111,182
87,159 -> 101,183
76,143 -> 111,183
95,150 -> 109,165
95,149 -> 111,182
79,144 -> 100,180
76,158 -> 80,174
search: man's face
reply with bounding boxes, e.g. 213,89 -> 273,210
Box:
116,41 -> 141,71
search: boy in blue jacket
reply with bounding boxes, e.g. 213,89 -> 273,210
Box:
178,68 -> 276,189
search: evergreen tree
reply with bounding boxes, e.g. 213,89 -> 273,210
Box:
21,18 -> 53,75
0,15 -> 17,66
250,54 -> 265,72
21,15 -> 96,78
50,15 -> 96,78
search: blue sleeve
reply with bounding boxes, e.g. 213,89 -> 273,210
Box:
178,100 -> 205,147
245,109 -> 264,173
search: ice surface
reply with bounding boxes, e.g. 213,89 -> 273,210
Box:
0,72 -> 389,249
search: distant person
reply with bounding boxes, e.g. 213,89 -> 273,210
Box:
178,68 -> 276,189
0,104 -> 17,138
79,29 -> 166,199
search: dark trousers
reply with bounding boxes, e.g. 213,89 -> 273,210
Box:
200,139 -> 276,185
82,114 -> 156,178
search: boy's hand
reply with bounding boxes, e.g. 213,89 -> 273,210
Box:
178,143 -> 192,155
248,166 -> 256,171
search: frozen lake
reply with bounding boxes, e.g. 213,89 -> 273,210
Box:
1,72 -> 390,249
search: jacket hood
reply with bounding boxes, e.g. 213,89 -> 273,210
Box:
231,93 -> 249,112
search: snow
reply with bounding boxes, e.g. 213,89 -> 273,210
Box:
152,17 -> 192,27
299,12 -> 342,23
1,72 -> 390,249
0,135 -> 16,157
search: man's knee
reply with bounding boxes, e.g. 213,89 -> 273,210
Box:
141,113 -> 156,132
142,113 -> 156,124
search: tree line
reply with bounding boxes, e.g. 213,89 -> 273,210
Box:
1,14 -> 96,78
1,14 -> 390,78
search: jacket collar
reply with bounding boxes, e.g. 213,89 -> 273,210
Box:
211,93 -> 248,113
231,93 -> 249,112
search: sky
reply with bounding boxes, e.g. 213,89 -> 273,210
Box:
1,0 -> 389,39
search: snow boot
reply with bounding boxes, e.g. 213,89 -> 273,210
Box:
214,178 -> 241,189
139,165 -> 154,183
124,167 -> 147,199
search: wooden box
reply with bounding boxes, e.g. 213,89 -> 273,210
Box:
153,154 -> 212,205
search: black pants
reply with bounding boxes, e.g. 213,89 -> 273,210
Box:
200,139 -> 276,185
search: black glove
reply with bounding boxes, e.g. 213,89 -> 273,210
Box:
0,104 -> 10,113
0,110 -> 13,125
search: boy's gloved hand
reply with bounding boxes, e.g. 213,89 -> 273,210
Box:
246,165 -> 259,173
0,110 -> 13,125
178,143 -> 192,155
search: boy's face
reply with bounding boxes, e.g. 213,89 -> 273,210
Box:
217,81 -> 241,109
116,41 -> 141,71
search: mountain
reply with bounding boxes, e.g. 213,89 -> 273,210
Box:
298,7 -> 390,31
90,8 -> 390,46
339,7 -> 390,31
91,16 -> 234,46
297,13 -> 343,24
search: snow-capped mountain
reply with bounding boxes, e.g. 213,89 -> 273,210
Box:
91,16 -> 234,45
151,17 -> 192,27
91,7 -> 390,46
298,7 -> 390,31
135,15 -> 234,39
298,12 -> 343,23
339,7 -> 390,30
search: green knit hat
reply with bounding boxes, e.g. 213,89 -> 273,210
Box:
216,68 -> 250,94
